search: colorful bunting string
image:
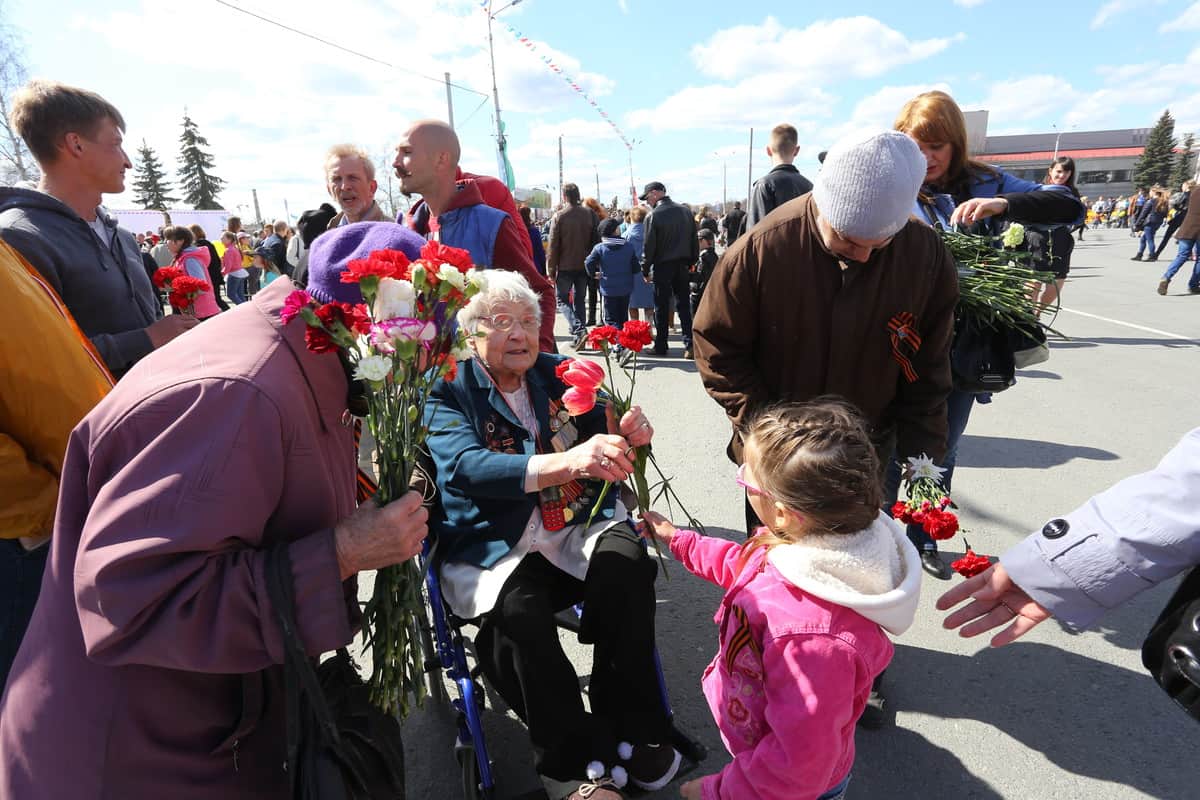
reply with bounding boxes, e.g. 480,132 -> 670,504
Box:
480,2 -> 633,150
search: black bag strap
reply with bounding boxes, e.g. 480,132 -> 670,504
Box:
265,543 -> 345,774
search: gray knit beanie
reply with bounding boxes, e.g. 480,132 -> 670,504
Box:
813,130 -> 925,240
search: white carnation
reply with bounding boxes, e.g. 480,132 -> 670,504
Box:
354,354 -> 392,383
438,263 -> 466,290
467,268 -> 487,291
374,278 -> 416,320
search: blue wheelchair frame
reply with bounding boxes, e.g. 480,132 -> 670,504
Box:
417,538 -> 707,799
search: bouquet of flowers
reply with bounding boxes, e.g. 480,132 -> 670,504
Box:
152,266 -> 211,314
283,240 -> 484,714
555,320 -> 701,576
940,225 -> 1059,331
892,454 -> 990,578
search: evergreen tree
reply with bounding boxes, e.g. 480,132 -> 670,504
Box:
1170,131 -> 1196,189
176,112 -> 226,209
131,140 -> 178,210
1133,109 -> 1176,189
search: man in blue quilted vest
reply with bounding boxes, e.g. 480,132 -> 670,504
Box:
394,119 -> 556,352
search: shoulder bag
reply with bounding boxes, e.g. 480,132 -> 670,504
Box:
265,542 -> 408,799
1142,567 -> 1200,724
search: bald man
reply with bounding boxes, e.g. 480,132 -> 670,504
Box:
394,120 -> 556,352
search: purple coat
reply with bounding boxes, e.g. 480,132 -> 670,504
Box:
0,278 -> 359,799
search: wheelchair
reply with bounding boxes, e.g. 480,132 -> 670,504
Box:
415,536 -> 709,799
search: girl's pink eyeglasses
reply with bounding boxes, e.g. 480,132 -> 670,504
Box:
736,463 -> 804,522
735,462 -> 771,499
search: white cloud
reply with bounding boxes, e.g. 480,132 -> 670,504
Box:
953,0 -> 987,6
689,16 -> 964,83
822,82 -> 954,144
1091,0 -> 1141,29
966,75 -> 1079,122
627,78 -> 835,133
62,0 -> 625,218
1159,1 -> 1200,32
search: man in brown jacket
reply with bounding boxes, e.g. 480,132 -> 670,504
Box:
548,182 -> 599,349
694,130 -> 958,549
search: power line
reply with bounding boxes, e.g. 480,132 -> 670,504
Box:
211,0 -> 488,98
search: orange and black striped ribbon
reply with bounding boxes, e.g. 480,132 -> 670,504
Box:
887,312 -> 922,384
723,604 -> 763,672
353,420 -> 379,504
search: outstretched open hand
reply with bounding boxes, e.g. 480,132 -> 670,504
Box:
936,563 -> 1053,647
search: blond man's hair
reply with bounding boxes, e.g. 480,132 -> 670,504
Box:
325,143 -> 375,182
9,79 -> 126,165
768,124 -> 799,158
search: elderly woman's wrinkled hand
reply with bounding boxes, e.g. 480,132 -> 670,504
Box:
567,433 -> 636,483
333,490 -> 429,580
617,404 -> 653,448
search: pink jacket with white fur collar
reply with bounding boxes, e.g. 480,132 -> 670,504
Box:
670,516 -> 920,800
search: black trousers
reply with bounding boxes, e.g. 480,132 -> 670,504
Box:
651,260 -> 693,352
474,525 -> 667,786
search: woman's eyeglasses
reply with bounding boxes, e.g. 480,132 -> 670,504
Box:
481,313 -> 540,333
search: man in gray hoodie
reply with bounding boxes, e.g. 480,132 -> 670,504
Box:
0,80 -> 196,378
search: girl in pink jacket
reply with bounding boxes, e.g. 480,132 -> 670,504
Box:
641,398 -> 921,800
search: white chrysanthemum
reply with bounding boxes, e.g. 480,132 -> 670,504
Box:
354,354 -> 392,383
437,264 -> 466,290
374,278 -> 415,320
905,453 -> 947,482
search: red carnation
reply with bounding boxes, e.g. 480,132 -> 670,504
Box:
341,251 -> 410,283
420,241 -> 474,273
923,508 -> 960,541
167,275 -> 211,313
587,325 -> 620,349
281,290 -> 313,325
951,550 -> 991,578
343,303 -> 372,336
618,319 -> 653,352
152,265 -> 185,289
891,501 -> 913,524
304,325 -> 338,353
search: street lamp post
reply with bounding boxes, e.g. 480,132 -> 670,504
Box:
1051,123 -> 1078,161
486,0 -> 523,189
626,138 -> 641,207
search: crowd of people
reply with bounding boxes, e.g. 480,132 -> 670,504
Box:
1,76 -> 1198,800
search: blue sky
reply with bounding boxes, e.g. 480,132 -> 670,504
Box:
7,0 -> 1200,219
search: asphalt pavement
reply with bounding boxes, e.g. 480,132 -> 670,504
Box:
390,226 -> 1200,800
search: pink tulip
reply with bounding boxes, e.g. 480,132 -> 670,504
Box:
563,359 -> 604,391
562,386 -> 597,416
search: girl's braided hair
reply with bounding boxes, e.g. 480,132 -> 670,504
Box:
740,397 -> 883,562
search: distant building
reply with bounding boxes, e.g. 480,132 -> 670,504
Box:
973,114 -> 1151,198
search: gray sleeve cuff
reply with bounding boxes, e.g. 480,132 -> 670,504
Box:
1002,428 -> 1200,630
92,328 -> 154,373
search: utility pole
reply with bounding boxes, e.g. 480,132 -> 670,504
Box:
558,135 -> 564,206
283,198 -> 291,225
445,72 -> 455,130
723,162 -> 727,210
486,0 -> 524,189
251,188 -> 263,228
747,128 -> 754,203
594,164 -> 600,199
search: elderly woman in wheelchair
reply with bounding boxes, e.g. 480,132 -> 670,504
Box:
423,270 -> 679,800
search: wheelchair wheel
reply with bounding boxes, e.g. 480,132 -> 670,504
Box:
417,588 -> 449,705
457,744 -> 491,800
